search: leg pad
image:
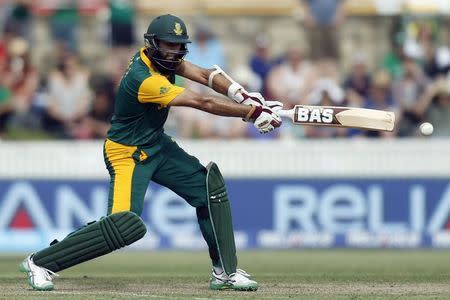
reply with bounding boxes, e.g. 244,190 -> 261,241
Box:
33,211 -> 146,272
206,162 -> 237,275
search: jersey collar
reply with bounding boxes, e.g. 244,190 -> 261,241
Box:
140,47 -> 158,74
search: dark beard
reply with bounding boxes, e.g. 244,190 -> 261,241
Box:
145,49 -> 179,75
144,49 -> 176,82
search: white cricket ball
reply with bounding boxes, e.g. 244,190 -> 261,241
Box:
420,122 -> 433,136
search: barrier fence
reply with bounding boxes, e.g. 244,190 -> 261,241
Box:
0,139 -> 449,251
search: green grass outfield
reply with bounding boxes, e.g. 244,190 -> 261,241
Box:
1,250 -> 450,299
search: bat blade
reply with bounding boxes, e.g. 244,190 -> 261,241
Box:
278,105 -> 395,132
334,108 -> 395,131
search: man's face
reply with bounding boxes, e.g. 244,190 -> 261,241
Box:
158,40 -> 182,60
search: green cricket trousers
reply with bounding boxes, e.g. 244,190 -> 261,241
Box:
103,134 -> 221,265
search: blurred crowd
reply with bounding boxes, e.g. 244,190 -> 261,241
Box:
0,0 -> 450,140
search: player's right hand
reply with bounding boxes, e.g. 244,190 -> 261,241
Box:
246,105 -> 282,134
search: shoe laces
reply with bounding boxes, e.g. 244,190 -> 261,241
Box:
228,271 -> 252,284
236,269 -> 251,277
212,268 -> 252,283
42,268 -> 59,281
30,263 -> 59,281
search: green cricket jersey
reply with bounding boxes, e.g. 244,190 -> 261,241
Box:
107,48 -> 184,146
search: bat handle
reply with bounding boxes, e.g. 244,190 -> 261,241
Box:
277,109 -> 294,118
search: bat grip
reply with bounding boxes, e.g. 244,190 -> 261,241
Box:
277,109 -> 293,118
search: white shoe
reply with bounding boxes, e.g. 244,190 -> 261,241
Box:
19,254 -> 58,291
228,271 -> 258,291
236,269 -> 252,277
209,268 -> 258,291
209,269 -> 229,290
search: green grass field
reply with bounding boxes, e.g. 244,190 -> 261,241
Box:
1,250 -> 450,299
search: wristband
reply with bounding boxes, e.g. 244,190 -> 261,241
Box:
228,82 -> 244,102
208,68 -> 223,88
245,105 -> 262,122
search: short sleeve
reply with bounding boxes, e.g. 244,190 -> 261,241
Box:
137,75 -> 184,107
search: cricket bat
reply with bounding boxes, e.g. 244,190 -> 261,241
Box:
278,105 -> 395,132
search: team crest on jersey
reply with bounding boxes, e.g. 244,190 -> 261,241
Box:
160,86 -> 170,94
173,23 -> 183,36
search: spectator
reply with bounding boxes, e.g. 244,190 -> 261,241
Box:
0,84 -> 12,138
432,29 -> 450,77
249,34 -> 276,97
393,56 -> 429,103
302,0 -> 346,61
344,53 -> 371,107
107,0 -> 136,67
72,75 -> 115,139
186,21 -> 226,70
413,77 -> 450,137
73,89 -> 114,139
109,0 -> 135,48
0,29 -> 12,135
423,44 -> 440,79
0,37 -> 39,130
383,44 -> 405,80
392,57 -> 429,136
402,22 -> 435,64
42,53 -> 91,138
266,45 -> 315,108
360,70 -> 398,138
0,32 -> 8,64
3,0 -> 32,42
383,17 -> 412,81
49,0 -> 79,52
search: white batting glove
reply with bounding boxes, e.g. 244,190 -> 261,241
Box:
265,100 -> 283,113
236,92 -> 284,115
245,105 -> 282,134
231,90 -> 266,105
242,92 -> 266,106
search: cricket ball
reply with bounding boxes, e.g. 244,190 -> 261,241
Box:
419,122 -> 433,136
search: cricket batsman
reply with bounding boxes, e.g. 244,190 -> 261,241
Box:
20,14 -> 282,291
